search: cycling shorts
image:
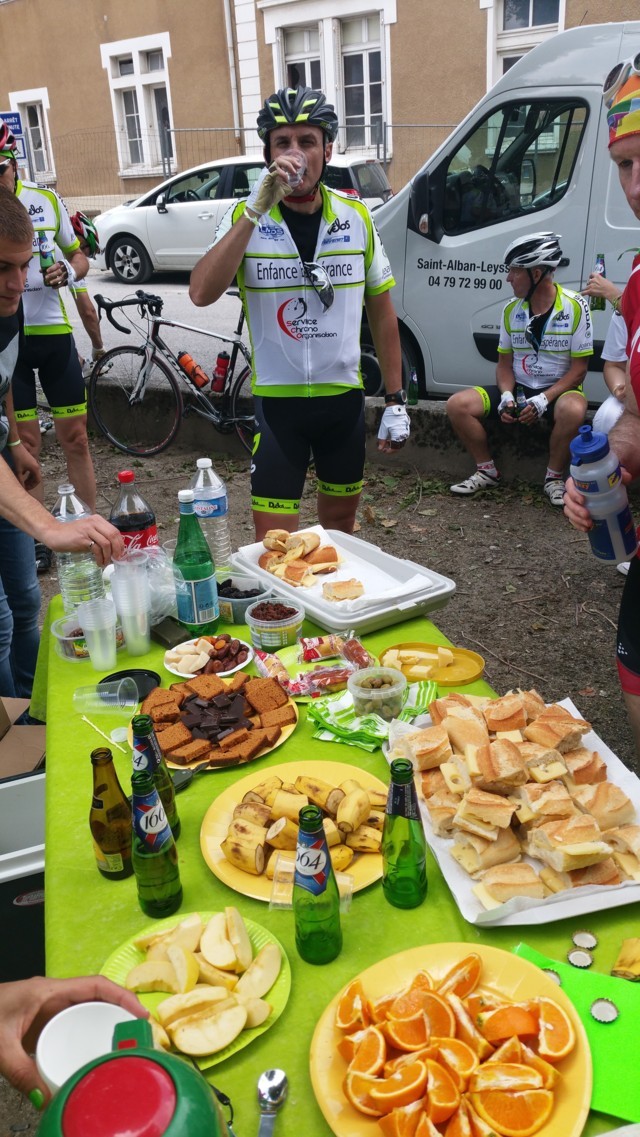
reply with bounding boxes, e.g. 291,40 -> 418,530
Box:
251,389 -> 365,515
617,553 -> 640,695
473,382 -> 586,422
12,333 -> 86,420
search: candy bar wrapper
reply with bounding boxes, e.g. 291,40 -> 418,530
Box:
253,649 -> 294,694
340,632 -> 374,670
298,634 -> 345,663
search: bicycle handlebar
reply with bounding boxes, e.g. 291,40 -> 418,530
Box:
94,289 -> 164,334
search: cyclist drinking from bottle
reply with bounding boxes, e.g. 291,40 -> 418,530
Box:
189,86 -> 408,539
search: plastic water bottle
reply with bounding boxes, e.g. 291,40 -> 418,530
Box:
569,425 -> 637,564
52,484 -> 106,615
190,458 -> 232,578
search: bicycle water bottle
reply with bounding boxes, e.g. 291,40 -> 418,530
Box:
51,484 -> 106,615
211,351 -> 230,394
177,351 -> 208,390
190,457 -> 232,577
569,425 -> 637,564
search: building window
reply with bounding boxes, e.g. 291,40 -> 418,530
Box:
284,27 -> 321,89
25,103 -> 51,175
503,0 -> 559,29
7,88 -> 55,181
100,33 -> 174,175
341,16 -> 382,149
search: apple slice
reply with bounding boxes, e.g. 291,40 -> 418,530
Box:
194,954 -> 239,990
133,913 -> 203,955
234,942 -> 281,999
200,913 -> 237,971
166,944 -> 199,994
149,1019 -> 172,1051
168,1004 -> 248,1057
156,987 -> 232,1028
125,960 -> 179,994
225,906 -> 253,973
236,995 -> 272,1028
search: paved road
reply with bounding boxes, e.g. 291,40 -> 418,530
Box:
68,266 -> 243,377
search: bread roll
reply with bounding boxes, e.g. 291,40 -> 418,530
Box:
428,693 -> 474,725
526,814 -> 612,872
562,746 -> 607,785
570,782 -> 636,830
475,739 -> 527,794
424,790 -> 460,837
514,780 -> 576,823
285,531 -> 320,555
483,693 -> 527,733
263,529 -> 290,552
304,545 -> 338,573
478,862 -> 545,903
568,857 -> 622,888
258,550 -> 282,572
455,786 -> 515,830
322,579 -> 364,601
402,725 -> 452,771
450,827 -> 521,877
444,714 -> 490,756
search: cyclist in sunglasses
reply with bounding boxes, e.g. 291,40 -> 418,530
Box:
564,53 -> 640,757
447,232 -> 591,506
190,86 -> 408,539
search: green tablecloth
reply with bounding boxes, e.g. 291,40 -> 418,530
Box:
40,597 -> 636,1136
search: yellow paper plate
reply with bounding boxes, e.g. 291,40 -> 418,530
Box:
380,641 -> 485,686
310,942 -> 591,1137
100,910 -> 291,1071
200,759 -> 387,901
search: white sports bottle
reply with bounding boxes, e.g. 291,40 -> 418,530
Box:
569,426 -> 638,564
190,458 -> 232,577
52,484 -> 106,614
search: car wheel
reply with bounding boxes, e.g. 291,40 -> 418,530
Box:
109,236 -> 152,285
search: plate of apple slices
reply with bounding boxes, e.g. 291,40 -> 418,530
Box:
100,908 -> 290,1070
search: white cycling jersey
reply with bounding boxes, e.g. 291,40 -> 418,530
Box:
498,284 -> 593,391
215,185 -> 394,397
16,180 -> 80,336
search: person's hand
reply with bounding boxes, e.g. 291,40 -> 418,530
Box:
244,165 -> 292,221
563,475 -> 593,531
613,383 -> 626,403
11,443 -> 41,492
44,515 -> 125,566
43,261 -> 71,290
0,975 -> 147,1105
377,405 -> 410,452
520,392 -> 548,424
497,391 -> 517,422
582,273 -> 620,305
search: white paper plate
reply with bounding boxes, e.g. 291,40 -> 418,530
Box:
163,638 -> 253,680
384,697 -> 640,927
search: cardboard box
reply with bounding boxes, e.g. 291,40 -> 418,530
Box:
0,772 -> 45,980
0,697 -> 46,782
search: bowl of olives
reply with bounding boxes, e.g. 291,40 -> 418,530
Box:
347,666 -> 407,721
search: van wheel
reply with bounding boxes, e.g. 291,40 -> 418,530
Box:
360,347 -> 384,396
109,237 -> 152,285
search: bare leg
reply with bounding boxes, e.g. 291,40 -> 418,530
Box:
52,415 -> 96,511
548,393 -> 588,472
446,389 -> 493,464
622,690 -> 640,761
317,491 -> 361,535
252,512 -> 299,542
16,420 -> 44,503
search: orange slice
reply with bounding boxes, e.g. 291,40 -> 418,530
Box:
348,1025 -> 387,1076
371,990 -> 403,1023
469,1062 -> 543,1093
443,1099 -> 474,1137
478,1004 -> 539,1043
432,1037 -> 480,1086
336,978 -> 371,1033
464,992 -> 503,1021
520,1042 -> 558,1089
415,1114 -> 441,1137
384,1045 -> 439,1077
487,1037 -> 523,1064
369,1060 -> 428,1113
470,1089 -> 554,1137
447,993 -> 495,1060
337,1029 -> 366,1064
466,1097 -> 506,1136
378,1102 -> 423,1137
437,953 -> 482,998
410,969 -> 434,991
424,1057 -> 460,1125
535,997 -> 575,1062
343,1069 -> 384,1117
383,1011 -> 430,1052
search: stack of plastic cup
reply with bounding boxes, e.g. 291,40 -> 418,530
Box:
76,598 -> 118,671
72,677 -> 140,717
111,551 -> 151,656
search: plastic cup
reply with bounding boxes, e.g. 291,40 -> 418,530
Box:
111,562 -> 151,656
72,677 -> 139,717
35,1002 -> 138,1095
162,538 -> 177,559
76,598 -> 117,671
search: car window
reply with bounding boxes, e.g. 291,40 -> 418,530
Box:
323,166 -> 352,193
353,163 -> 391,199
165,169 -> 221,204
231,165 -> 264,198
439,99 -> 588,234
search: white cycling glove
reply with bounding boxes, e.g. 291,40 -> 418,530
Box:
378,405 -> 411,447
498,391 -> 516,414
526,392 -> 549,417
244,165 -> 292,223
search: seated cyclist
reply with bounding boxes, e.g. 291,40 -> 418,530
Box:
446,232 -> 592,507
189,86 -> 409,539
69,212 -> 106,380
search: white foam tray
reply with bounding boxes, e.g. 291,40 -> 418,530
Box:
232,526 -> 456,635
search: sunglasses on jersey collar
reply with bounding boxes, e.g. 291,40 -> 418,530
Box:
302,261 -> 334,312
603,51 -> 640,108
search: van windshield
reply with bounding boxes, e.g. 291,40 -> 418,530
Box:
441,99 -> 588,234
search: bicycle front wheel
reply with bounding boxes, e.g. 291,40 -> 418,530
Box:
89,347 -> 183,457
228,365 -> 255,455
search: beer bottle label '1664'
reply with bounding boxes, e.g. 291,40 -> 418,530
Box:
133,795 -> 172,849
132,733 -> 162,774
294,830 -> 330,895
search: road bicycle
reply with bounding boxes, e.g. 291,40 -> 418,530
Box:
88,289 -> 255,457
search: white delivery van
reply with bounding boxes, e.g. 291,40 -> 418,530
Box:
367,20 -> 640,404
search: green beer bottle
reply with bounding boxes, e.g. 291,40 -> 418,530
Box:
589,253 -> 606,311
407,366 -> 419,406
131,768 -> 182,918
293,804 -> 342,964
173,489 -> 219,636
382,758 -> 428,908
131,714 -> 181,840
89,747 -> 133,880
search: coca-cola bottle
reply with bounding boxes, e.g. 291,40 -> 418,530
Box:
109,470 -> 159,551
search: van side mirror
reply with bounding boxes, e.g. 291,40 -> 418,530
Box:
156,193 -> 168,214
410,171 -> 431,236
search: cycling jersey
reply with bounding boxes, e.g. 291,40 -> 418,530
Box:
215,185 -> 394,397
602,308 -> 628,362
498,284 -> 593,390
622,251 -> 640,405
16,180 -> 80,336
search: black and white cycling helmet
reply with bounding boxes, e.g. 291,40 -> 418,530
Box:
257,87 -> 339,145
504,232 -> 563,270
